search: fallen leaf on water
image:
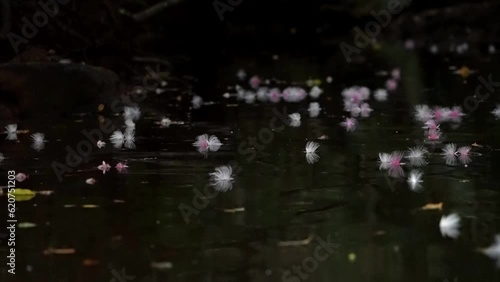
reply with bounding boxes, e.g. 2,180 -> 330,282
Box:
11,188 -> 35,196
10,189 -> 36,201
83,259 -> 100,266
43,248 -> 76,255
421,202 -> 443,211
374,230 -> 386,236
221,207 -> 245,213
82,204 -> 99,208
472,142 -> 483,148
64,205 -> 77,208
18,222 -> 37,228
113,199 -> 125,203
277,234 -> 314,247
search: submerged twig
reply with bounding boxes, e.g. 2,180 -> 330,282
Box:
132,0 -> 183,22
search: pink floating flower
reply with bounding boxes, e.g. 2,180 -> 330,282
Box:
115,162 -> 129,173
386,79 -> 398,91
448,106 -> 465,122
433,107 -> 448,122
341,118 -> 357,132
457,146 -> 471,156
97,161 -> 111,174
360,103 -> 373,118
15,173 -> 28,182
249,75 -> 261,89
282,87 -> 307,103
193,134 -> 222,153
426,129 -> 442,143
423,120 -> 439,131
268,88 -> 281,103
391,68 -> 401,81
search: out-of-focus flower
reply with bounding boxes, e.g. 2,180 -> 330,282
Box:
439,213 -> 461,239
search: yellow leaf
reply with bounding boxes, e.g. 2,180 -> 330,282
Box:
421,202 -> 443,211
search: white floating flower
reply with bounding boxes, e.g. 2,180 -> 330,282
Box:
407,170 -> 423,192
482,235 -> 500,267
304,141 -> 320,164
160,117 -> 172,127
439,213 -> 461,239
289,113 -> 301,127
97,140 -> 106,148
492,105 -> 500,119
193,134 -> 222,153
192,95 -> 203,109
308,102 -> 321,118
123,106 -> 141,121
31,133 -> 47,151
374,89 -> 388,101
309,86 -> 323,99
209,165 -> 234,192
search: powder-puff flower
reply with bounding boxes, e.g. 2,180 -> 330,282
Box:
447,106 -> 465,122
305,141 -> 319,154
97,140 -> 106,148
308,102 -> 321,118
124,128 -> 136,149
97,161 -> 111,174
359,103 -> 373,118
209,165 -> 234,192
283,87 -> 307,103
442,143 -> 457,157
309,86 -> 323,99
423,120 -> 439,131
342,86 -> 370,105
406,146 -> 429,167
236,69 -> 246,81
110,130 -> 125,144
391,68 -> 401,81
4,124 -> 18,140
379,151 -> 404,169
193,134 -> 222,153
426,129 -> 443,143
249,75 -> 261,89
244,91 -> 256,104
340,118 -> 357,132
414,105 -> 434,122
4,124 -> 17,134
160,118 -> 172,127
492,105 -> 500,119
192,95 -> 203,109
457,146 -> 471,156
15,173 -> 28,182
124,118 -> 135,128
123,106 -> 141,121
378,152 -> 392,170
374,89 -> 388,101
439,213 -> 461,239
304,141 -> 320,164
442,143 -> 458,165
115,162 -> 129,173
386,79 -> 397,91
289,113 -> 301,127
407,170 -> 423,192
433,107 -> 448,122
31,133 -> 47,151
457,146 -> 472,165
268,88 -> 281,103
86,178 -> 96,185
380,151 -> 405,177
482,235 -> 500,267
256,87 -> 269,102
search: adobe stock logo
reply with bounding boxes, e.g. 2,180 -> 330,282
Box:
6,0 -> 71,54
213,0 -> 244,22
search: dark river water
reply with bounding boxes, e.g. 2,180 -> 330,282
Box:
2,45 -> 500,282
